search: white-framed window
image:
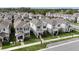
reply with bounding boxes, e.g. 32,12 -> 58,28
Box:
24,28 -> 29,31
27,28 -> 29,30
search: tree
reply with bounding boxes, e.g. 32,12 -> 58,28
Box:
9,24 -> 16,45
9,13 -> 16,45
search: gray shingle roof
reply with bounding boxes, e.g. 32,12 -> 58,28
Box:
0,32 -> 9,37
0,20 -> 10,28
31,19 -> 43,26
43,17 -> 66,25
15,21 -> 30,28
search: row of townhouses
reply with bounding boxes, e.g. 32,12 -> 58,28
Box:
46,12 -> 79,23
0,12 -> 78,43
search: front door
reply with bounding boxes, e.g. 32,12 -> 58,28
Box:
53,31 -> 58,36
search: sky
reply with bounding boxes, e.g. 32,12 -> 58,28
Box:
0,0 -> 79,8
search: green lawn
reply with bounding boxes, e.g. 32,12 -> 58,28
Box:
2,32 -> 39,49
47,36 -> 79,45
58,30 -> 79,37
24,33 -> 40,44
13,43 -> 47,51
42,32 -> 57,40
73,23 -> 79,26
13,36 -> 79,51
2,42 -> 21,49
42,30 -> 79,40
2,30 -> 79,49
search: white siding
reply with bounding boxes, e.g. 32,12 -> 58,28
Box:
30,22 -> 37,31
47,24 -> 52,29
77,17 -> 79,23
61,23 -> 66,28
0,26 -> 9,34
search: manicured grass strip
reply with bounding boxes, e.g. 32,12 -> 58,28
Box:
13,44 -> 46,51
45,35 -> 79,45
2,30 -> 79,49
24,32 -> 40,44
42,30 -> 79,40
2,42 -> 21,49
12,37 -> 73,51
2,33 -> 39,49
13,36 -> 79,51
42,32 -> 57,40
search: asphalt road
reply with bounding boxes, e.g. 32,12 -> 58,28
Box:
43,38 -> 79,51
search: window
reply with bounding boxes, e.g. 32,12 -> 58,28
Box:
8,18 -> 11,20
26,28 -> 29,30
17,28 -> 19,30
34,16 -> 36,18
43,26 -> 46,28
26,20 -> 29,22
37,16 -> 39,19
53,24 -> 55,26
37,26 -> 40,29
24,17 -> 27,19
21,19 -> 24,21
24,28 -> 26,31
25,33 -> 29,35
3,28 -> 5,31
20,28 -> 22,30
24,28 -> 29,31
58,24 -> 60,27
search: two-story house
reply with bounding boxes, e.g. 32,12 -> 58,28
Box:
14,20 -> 30,42
30,19 -> 47,38
46,12 -> 76,23
0,20 -> 10,43
73,13 -> 79,23
44,17 -> 73,35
